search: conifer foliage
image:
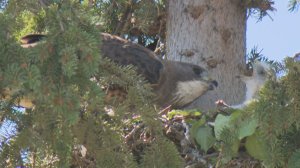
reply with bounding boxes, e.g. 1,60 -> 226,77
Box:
0,0 -> 182,167
1,0 -> 300,167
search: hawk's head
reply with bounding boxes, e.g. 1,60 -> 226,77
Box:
155,60 -> 217,108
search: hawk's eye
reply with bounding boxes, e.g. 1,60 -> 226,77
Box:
192,67 -> 203,76
258,70 -> 265,75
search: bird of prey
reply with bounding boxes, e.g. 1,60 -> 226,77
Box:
17,33 -> 217,108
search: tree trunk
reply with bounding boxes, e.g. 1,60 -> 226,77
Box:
166,0 -> 247,111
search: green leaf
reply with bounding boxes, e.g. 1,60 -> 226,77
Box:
190,117 -> 206,138
167,109 -> 202,119
230,139 -> 240,155
237,118 -> 258,140
228,110 -> 258,139
245,132 -> 268,161
215,111 -> 258,140
288,149 -> 300,168
195,126 -> 216,153
229,110 -> 242,121
221,139 -> 240,164
214,114 -> 231,140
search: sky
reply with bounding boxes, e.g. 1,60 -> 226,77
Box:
247,0 -> 300,62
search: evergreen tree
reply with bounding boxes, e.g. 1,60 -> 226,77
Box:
0,0 -> 182,167
1,0 -> 300,167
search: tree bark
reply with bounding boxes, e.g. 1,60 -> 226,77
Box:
166,0 -> 247,111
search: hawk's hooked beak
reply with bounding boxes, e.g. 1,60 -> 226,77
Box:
208,80 -> 218,90
202,75 -> 218,90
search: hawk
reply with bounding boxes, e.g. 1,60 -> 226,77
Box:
18,33 -> 217,108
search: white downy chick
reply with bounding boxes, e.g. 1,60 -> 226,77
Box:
231,61 -> 273,109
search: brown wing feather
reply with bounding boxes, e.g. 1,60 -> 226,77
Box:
20,33 -> 163,84
100,33 -> 163,84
